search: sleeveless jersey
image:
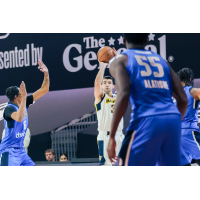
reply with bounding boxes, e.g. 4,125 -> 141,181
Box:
0,103 -> 28,151
122,49 -> 180,131
95,93 -> 123,132
181,86 -> 199,129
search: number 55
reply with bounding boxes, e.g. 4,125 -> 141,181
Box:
135,56 -> 164,78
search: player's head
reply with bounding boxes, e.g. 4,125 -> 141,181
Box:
60,154 -> 68,162
101,76 -> 114,94
177,68 -> 194,86
123,33 -> 149,48
5,86 -> 21,102
45,149 -> 55,162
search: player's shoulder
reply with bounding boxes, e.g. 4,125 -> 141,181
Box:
109,54 -> 127,68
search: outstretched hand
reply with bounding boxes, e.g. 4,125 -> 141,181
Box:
19,81 -> 27,98
107,137 -> 118,164
38,60 -> 49,75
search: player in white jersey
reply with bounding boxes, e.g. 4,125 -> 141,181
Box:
94,48 -> 124,166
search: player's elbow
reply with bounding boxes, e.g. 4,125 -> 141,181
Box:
182,96 -> 188,107
177,96 -> 188,108
16,116 -> 24,122
118,90 -> 130,99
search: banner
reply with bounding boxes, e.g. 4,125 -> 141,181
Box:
0,33 -> 200,96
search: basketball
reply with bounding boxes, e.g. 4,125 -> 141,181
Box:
97,46 -> 115,63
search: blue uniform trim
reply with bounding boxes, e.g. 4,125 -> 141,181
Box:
95,94 -> 105,112
1,152 -> 9,166
98,141 -> 106,165
180,129 -> 200,165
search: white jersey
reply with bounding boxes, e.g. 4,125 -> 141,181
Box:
95,93 -> 123,132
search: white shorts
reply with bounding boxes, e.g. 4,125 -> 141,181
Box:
97,131 -> 125,166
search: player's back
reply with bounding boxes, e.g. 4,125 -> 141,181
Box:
182,86 -> 199,129
122,49 -> 180,130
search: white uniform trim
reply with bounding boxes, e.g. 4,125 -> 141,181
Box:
192,131 -> 200,150
95,93 -> 123,132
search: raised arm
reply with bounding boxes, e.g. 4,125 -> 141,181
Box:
11,81 -> 27,122
94,47 -> 118,104
107,55 -> 130,162
33,60 -> 50,102
94,62 -> 107,103
168,62 -> 188,120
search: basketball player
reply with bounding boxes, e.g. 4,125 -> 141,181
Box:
176,68 -> 200,166
95,48 -> 124,166
0,60 -> 49,166
107,33 -> 188,166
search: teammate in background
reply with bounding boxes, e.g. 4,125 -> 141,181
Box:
94,48 -> 124,166
177,68 -> 200,166
107,33 -> 188,166
0,60 -> 50,166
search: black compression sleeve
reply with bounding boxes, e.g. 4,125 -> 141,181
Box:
26,95 -> 34,108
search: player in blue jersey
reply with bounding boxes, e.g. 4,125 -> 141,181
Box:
177,68 -> 200,166
0,60 -> 49,166
107,33 -> 188,166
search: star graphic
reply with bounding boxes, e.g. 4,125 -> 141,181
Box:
108,37 -> 115,46
118,36 -> 124,45
148,33 -> 155,41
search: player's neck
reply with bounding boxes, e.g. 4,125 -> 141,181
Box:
10,100 -> 20,107
127,43 -> 145,50
105,92 -> 113,97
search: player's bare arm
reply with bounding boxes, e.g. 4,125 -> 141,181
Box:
95,47 -> 118,105
190,88 -> 200,100
33,60 -> 50,102
167,62 -> 188,120
94,61 -> 107,104
11,81 -> 27,122
107,55 -> 130,161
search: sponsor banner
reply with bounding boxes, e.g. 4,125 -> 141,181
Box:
0,33 -> 200,96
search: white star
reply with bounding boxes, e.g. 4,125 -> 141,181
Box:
118,36 -> 124,45
148,33 -> 155,41
108,37 -> 115,46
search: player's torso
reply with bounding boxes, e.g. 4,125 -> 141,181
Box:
122,49 -> 180,122
0,103 -> 28,151
182,86 -> 199,129
95,93 -> 123,132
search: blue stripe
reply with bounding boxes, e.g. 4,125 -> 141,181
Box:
95,94 -> 105,112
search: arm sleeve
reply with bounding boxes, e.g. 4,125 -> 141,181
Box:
26,95 -> 34,108
3,106 -> 16,121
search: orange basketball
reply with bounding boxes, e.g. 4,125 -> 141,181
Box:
97,46 -> 115,63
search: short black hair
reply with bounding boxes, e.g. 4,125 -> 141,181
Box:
5,86 -> 19,101
123,33 -> 149,45
102,76 -> 114,84
60,153 -> 68,160
177,68 -> 194,86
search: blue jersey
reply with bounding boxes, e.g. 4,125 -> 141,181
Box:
181,86 -> 199,129
122,49 -> 180,131
0,103 -> 28,152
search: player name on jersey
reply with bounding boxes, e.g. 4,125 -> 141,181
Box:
144,79 -> 169,90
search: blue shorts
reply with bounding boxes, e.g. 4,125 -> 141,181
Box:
180,129 -> 200,166
119,114 -> 181,166
0,148 -> 35,166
